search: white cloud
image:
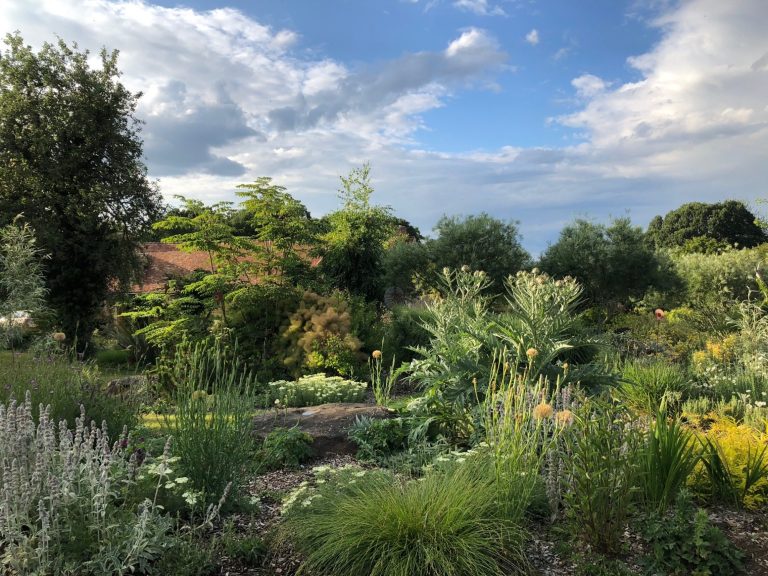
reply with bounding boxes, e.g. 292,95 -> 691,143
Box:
525,29 -> 539,46
452,0 -> 506,17
571,74 -> 609,98
2,0 -> 768,254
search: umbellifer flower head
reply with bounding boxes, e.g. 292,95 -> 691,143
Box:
532,402 -> 553,419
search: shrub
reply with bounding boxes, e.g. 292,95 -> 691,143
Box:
94,347 -> 132,367
267,373 -> 367,407
641,494 -> 745,575
692,415 -> 768,509
348,416 -> 409,462
226,283 -> 302,381
538,217 -> 667,306
0,394 -> 172,574
279,291 -> 364,377
166,339 -> 258,505
258,427 -> 313,471
617,360 -> 691,415
670,245 -> 768,306
380,304 -> 431,364
426,213 -> 531,293
496,269 -> 608,389
281,462 -> 527,576
563,402 -> 642,554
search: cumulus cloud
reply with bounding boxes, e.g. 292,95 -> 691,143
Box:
525,29 -> 539,46
2,0 -> 768,254
452,0 -> 506,17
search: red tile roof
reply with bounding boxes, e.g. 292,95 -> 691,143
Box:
131,242 -> 322,293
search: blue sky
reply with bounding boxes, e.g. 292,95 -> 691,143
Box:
2,0 -> 768,254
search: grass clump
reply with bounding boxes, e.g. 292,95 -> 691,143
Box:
165,339 -> 258,505
617,359 -> 690,415
281,462 -> 525,576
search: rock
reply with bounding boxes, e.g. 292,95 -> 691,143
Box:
105,375 -> 147,397
252,403 -> 394,457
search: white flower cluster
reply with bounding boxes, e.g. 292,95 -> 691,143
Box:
268,374 -> 367,407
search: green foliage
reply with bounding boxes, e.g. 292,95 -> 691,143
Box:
0,33 -> 162,347
258,427 -> 313,470
539,217 -> 669,306
696,419 -> 768,509
267,373 -> 367,407
380,236 -> 431,300
0,395 -> 173,574
380,304 -> 431,364
617,360 -> 691,415
609,308 -> 707,362
647,200 -> 765,251
281,462 -> 528,576
0,352 -> 138,431
165,339 -> 258,504
669,245 -> 768,306
408,267 -> 606,441
483,361 -> 565,524
427,213 -> 531,292
279,291 -> 364,376
152,196 -> 258,327
497,269 -> 608,389
227,283 -> 302,380
641,495 -> 745,576
0,218 -> 49,348
348,416 -> 409,462
317,164 -> 396,300
94,348 -> 132,367
236,177 -> 316,283
563,402 -> 641,554
640,412 -> 700,514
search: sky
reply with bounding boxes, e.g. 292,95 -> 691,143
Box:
1,0 -> 767,254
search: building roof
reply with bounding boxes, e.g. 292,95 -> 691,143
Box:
131,242 -> 322,293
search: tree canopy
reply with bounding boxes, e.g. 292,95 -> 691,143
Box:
427,213 -> 531,291
317,164 -> 396,300
539,217 -> 666,306
646,200 -> 765,252
0,33 -> 161,346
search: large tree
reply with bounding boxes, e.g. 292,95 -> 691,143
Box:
0,33 -> 161,347
647,200 -> 765,252
539,217 -> 667,306
427,213 -> 531,291
317,164 -> 396,300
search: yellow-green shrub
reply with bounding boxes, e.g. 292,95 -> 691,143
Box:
280,291 -> 363,376
689,415 -> 768,509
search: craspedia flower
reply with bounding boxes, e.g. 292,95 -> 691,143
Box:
371,350 -> 382,360
52,332 -> 66,342
532,402 -> 553,420
555,409 -> 574,426
526,348 -> 539,359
